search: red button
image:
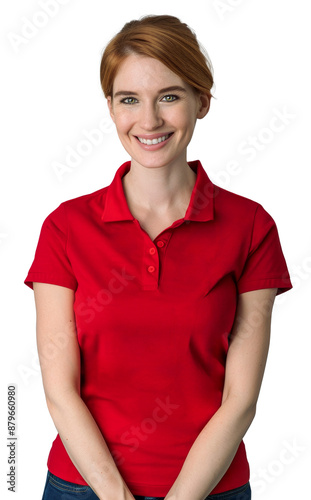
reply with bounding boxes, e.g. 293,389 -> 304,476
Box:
147,265 -> 155,273
157,240 -> 165,248
149,247 -> 156,255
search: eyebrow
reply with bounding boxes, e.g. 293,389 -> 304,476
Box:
113,86 -> 187,98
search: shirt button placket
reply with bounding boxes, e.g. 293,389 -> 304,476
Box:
147,240 -> 166,281
141,242 -> 158,290
142,237 -> 167,290
148,248 -> 156,276
156,240 -> 165,248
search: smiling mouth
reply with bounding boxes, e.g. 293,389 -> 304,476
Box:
136,133 -> 173,145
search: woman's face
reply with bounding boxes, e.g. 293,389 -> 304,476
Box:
107,53 -> 209,171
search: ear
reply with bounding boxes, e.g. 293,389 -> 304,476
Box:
197,93 -> 210,119
107,96 -> 116,123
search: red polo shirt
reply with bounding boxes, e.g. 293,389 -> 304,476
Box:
24,160 -> 292,496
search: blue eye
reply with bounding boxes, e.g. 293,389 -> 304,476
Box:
121,97 -> 138,105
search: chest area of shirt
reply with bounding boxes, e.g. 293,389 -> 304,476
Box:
68,217 -> 245,297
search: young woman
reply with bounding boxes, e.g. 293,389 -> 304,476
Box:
25,15 -> 292,500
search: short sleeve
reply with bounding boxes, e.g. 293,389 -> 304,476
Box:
24,203 -> 78,291
237,204 -> 292,296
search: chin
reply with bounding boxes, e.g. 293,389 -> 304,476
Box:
133,158 -> 176,170
131,151 -> 186,170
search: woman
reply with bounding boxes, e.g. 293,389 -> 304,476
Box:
25,15 -> 292,500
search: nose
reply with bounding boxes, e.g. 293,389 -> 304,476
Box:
139,101 -> 164,131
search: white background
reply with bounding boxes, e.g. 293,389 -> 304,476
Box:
1,0 -> 310,498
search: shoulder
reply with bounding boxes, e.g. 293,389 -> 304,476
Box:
215,184 -> 261,213
43,185 -> 109,225
213,184 -> 275,227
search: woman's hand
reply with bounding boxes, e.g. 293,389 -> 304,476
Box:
103,484 -> 136,500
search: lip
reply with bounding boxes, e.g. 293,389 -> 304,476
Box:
134,132 -> 174,151
135,132 -> 173,140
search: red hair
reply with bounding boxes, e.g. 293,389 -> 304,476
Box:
100,15 -> 214,100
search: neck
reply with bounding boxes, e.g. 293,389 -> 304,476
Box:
122,159 -> 197,216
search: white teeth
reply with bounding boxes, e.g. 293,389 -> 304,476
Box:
137,134 -> 170,145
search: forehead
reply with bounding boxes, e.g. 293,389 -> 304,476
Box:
113,53 -> 186,91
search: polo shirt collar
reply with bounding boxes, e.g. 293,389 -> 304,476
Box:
101,160 -> 214,223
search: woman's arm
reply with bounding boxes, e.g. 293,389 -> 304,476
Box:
164,287 -> 278,500
33,282 -> 135,500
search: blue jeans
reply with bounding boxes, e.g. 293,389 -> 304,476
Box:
42,471 -> 251,499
